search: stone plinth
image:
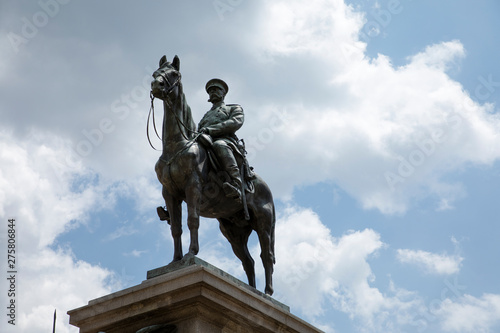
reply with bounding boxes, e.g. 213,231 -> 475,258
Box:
67,255 -> 324,333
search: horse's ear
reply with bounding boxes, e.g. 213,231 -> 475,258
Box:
172,55 -> 180,71
159,55 -> 167,67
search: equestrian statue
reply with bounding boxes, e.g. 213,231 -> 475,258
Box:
149,55 -> 275,295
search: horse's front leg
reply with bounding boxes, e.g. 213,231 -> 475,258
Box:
186,182 -> 202,256
163,187 -> 183,262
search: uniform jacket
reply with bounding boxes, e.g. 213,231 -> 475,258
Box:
198,102 -> 244,142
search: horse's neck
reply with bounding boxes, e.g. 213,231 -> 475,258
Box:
162,93 -> 195,155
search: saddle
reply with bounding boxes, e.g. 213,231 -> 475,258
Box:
197,133 -> 256,193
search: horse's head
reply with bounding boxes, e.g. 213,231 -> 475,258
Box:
151,55 -> 182,101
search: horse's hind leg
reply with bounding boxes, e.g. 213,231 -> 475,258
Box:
256,205 -> 275,296
218,218 -> 256,288
257,230 -> 274,295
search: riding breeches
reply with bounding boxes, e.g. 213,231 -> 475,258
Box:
212,139 -> 241,187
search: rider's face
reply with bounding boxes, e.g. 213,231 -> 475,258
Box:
208,87 -> 225,103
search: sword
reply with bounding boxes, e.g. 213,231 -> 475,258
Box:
240,165 -> 250,220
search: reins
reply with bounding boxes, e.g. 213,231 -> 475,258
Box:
147,92 -> 162,150
147,69 -> 199,152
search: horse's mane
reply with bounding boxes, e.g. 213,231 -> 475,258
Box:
178,83 -> 196,140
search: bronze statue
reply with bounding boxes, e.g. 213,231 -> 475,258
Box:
198,79 -> 244,202
150,55 -> 275,295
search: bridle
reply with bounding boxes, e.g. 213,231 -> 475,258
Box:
157,69 -> 182,99
147,67 -> 200,152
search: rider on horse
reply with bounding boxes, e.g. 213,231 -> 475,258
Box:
151,56 -> 275,295
198,78 -> 244,202
157,78 -> 245,222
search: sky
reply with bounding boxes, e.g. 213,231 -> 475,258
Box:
1,0 -> 500,332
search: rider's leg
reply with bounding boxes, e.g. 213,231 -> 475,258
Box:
213,140 -> 242,199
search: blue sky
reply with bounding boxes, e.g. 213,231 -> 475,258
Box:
1,1 -> 500,332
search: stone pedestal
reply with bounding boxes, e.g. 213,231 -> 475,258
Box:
68,255 -> 324,333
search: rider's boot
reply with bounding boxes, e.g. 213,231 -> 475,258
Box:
223,165 -> 242,203
216,146 -> 242,202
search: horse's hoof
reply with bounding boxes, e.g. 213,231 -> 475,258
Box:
182,252 -> 196,260
265,286 -> 274,296
188,248 -> 199,256
171,255 -> 183,263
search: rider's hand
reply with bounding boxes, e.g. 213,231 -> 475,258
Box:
200,128 -> 209,134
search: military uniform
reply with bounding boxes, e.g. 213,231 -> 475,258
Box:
198,79 -> 244,200
198,102 -> 244,143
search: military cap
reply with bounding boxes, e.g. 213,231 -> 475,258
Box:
205,78 -> 229,94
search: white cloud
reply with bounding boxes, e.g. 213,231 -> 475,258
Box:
243,0 -> 500,214
0,129 -> 100,249
124,249 -> 148,258
0,128 -> 121,332
199,205 -> 421,332
104,225 -> 138,241
257,206 -> 425,332
15,248 -> 115,333
260,206 -> 500,332
436,294 -> 500,332
409,40 -> 465,72
253,0 -> 365,62
396,249 -> 463,275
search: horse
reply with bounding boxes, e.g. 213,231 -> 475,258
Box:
150,55 -> 275,295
